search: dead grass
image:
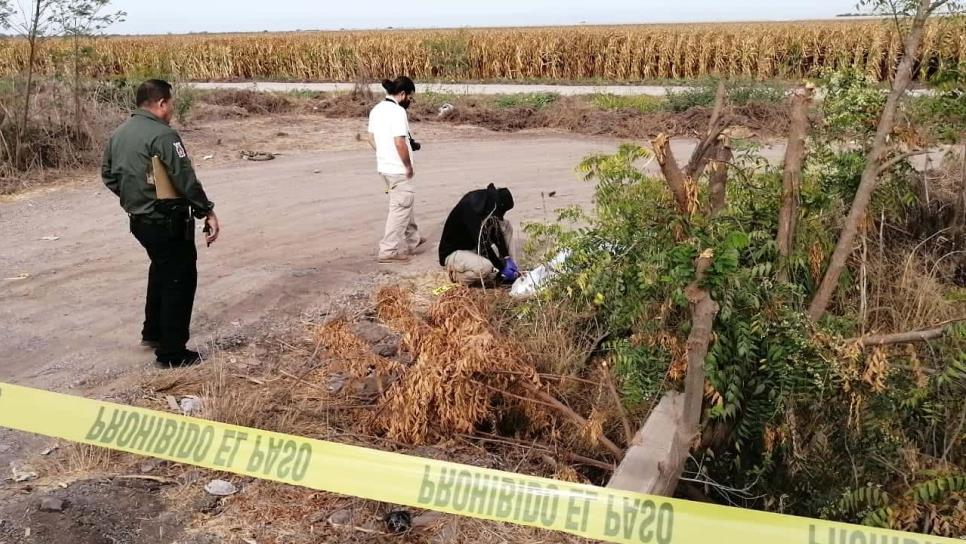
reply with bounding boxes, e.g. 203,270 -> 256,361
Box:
864,249 -> 966,334
36,279 -> 617,543
0,79 -> 125,194
367,286 -> 549,444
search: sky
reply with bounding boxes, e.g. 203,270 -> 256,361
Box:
109,0 -> 861,35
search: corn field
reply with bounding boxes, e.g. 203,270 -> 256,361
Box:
0,20 -> 963,82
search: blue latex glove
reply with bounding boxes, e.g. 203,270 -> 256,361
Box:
500,258 -> 520,282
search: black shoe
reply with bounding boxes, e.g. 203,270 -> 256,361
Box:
156,350 -> 203,368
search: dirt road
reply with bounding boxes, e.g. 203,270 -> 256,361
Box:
2,124 -> 610,387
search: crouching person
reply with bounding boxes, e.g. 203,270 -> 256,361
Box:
438,184 -> 519,286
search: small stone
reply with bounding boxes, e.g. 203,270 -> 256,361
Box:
204,479 -> 238,497
352,321 -> 391,345
327,374 -> 347,394
39,497 -> 65,512
327,509 -> 354,527
373,340 -> 399,358
139,459 -> 161,474
384,510 -> 413,534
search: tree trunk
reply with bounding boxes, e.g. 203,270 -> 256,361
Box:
808,0 -> 932,322
776,86 -> 814,279
73,33 -> 82,139
652,133 -> 693,215
608,251 -> 718,496
708,137 -> 732,217
16,1 -> 43,166
682,251 -> 718,431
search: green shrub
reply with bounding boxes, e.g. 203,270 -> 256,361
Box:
666,85 -> 718,112
522,131 -> 964,526
666,80 -> 786,112
590,93 -> 668,114
494,92 -> 558,109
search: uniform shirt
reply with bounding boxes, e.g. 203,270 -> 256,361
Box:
367,99 -> 412,176
101,109 -> 214,219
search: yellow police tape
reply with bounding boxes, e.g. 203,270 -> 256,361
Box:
0,381 -> 959,544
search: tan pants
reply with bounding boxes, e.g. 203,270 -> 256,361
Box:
379,175 -> 421,259
444,220 -> 514,286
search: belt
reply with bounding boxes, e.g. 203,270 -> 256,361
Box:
130,213 -> 188,224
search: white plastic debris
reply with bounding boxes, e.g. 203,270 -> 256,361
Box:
179,395 -> 204,416
204,479 -> 238,496
510,250 -> 571,299
10,462 -> 38,482
437,103 -> 455,117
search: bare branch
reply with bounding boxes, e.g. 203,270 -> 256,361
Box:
927,0 -> 955,13
877,150 -> 931,174
845,317 -> 966,346
601,361 -> 634,445
518,381 -> 624,458
686,81 -> 730,180
808,0 -> 935,321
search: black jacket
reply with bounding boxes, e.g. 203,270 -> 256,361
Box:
438,184 -> 515,269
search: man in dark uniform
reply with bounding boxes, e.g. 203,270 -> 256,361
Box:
102,79 -> 220,367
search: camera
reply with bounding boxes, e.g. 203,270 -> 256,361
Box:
409,137 -> 421,152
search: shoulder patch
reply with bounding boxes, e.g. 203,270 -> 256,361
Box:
173,141 -> 187,158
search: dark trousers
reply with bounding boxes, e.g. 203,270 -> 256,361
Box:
130,216 -> 197,357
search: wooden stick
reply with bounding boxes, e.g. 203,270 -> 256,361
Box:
708,138 -> 733,217
776,86 -> 814,273
116,475 -> 179,485
846,317 -> 966,347
518,382 -> 624,457
465,432 -> 615,471
601,362 -> 634,445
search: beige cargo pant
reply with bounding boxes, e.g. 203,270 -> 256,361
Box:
379,175 -> 421,259
444,220 -> 514,286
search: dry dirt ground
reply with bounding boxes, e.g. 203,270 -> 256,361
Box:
0,114 -> 787,543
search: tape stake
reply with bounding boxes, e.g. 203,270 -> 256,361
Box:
0,382 -> 959,544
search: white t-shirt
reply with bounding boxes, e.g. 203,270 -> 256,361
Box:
367,99 -> 412,175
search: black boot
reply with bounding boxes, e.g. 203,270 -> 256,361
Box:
156,350 -> 203,368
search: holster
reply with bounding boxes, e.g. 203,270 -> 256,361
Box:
150,155 -> 194,240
